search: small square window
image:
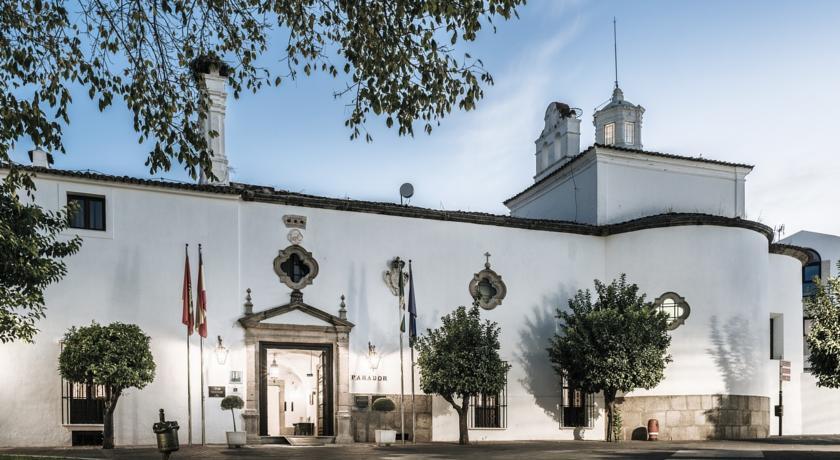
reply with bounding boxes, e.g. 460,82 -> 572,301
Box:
624,122 -> 635,144
604,123 -> 615,145
67,194 -> 106,231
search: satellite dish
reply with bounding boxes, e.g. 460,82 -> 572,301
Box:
400,183 -> 414,199
399,183 -> 414,204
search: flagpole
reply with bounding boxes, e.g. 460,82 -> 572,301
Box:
198,244 -> 206,446
200,336 -> 206,446
183,244 -> 193,447
408,260 -> 416,444
397,258 -> 406,445
410,343 -> 416,444
186,328 -> 192,447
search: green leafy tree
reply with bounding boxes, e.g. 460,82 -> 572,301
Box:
1,0 -> 525,338
58,322 -> 156,449
415,305 -> 510,445
548,275 -> 672,442
805,264 -> 840,388
0,175 -> 80,343
1,0 -> 525,177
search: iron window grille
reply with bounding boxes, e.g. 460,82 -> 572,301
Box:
67,193 -> 106,231
61,380 -> 106,425
560,378 -> 595,428
468,374 -> 508,429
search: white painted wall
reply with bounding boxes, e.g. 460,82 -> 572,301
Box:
0,175 -> 243,447
596,152 -> 748,224
508,156 -> 598,224
768,254 -> 805,436
0,170 -> 811,446
605,226 -> 773,398
508,147 -> 748,226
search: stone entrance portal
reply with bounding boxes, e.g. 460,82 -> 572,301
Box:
239,292 -> 354,444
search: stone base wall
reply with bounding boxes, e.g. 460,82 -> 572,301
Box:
350,394 -> 433,442
616,394 -> 770,441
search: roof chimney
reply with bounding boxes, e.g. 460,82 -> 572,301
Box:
534,102 -> 581,181
191,55 -> 231,185
28,148 -> 53,168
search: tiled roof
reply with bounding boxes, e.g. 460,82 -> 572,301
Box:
6,163 -> 240,195
504,144 -> 754,205
3,162 -> 773,243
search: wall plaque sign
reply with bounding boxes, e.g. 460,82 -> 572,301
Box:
208,386 -> 226,398
351,374 -> 388,382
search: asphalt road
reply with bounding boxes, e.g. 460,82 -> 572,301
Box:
3,438 -> 840,460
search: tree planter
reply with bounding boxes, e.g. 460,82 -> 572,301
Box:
375,429 -> 397,446
226,431 -> 246,448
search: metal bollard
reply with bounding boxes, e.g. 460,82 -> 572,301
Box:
153,409 -> 180,460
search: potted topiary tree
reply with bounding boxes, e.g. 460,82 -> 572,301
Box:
371,397 -> 397,446
220,395 -> 246,448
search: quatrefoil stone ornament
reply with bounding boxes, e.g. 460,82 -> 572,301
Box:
273,245 -> 319,290
469,252 -> 507,310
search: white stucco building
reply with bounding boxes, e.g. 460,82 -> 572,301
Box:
0,68 -> 830,447
779,230 -> 840,435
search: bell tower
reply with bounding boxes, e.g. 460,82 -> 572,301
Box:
593,86 -> 644,149
593,18 -> 644,149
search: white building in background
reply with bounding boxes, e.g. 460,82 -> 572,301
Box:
780,230 -> 840,435
0,65 -> 830,447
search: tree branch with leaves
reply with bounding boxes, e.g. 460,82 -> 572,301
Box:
0,0 -> 525,343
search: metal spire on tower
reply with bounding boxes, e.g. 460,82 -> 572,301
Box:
613,17 -> 619,89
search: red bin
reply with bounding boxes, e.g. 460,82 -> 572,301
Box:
647,419 -> 659,441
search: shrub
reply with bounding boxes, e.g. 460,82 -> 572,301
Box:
220,395 -> 245,431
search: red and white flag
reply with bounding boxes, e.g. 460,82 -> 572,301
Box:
195,245 -> 208,338
182,245 -> 194,334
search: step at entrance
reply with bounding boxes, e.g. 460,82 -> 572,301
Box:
260,435 -> 335,446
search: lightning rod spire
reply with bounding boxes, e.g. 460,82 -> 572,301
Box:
613,17 -> 619,89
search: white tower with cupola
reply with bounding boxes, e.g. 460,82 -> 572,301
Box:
593,19 -> 644,149
593,85 -> 644,149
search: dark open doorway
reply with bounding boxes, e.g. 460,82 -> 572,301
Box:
259,342 -> 334,437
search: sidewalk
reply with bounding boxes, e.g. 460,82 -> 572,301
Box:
2,438 -> 839,460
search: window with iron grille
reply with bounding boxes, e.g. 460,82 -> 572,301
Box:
468,378 -> 508,429
61,380 -> 106,425
560,378 -> 595,428
60,342 -> 106,426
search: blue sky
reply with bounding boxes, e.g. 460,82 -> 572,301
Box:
12,0 -> 840,235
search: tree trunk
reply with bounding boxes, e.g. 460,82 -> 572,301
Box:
458,395 -> 470,445
604,389 -> 616,442
103,387 -> 121,449
231,408 -> 237,432
441,394 -> 470,445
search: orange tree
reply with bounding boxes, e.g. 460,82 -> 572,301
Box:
58,322 -> 156,449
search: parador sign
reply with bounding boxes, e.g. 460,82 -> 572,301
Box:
351,374 -> 388,382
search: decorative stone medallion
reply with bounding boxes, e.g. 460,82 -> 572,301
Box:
273,245 -> 319,290
654,292 -> 690,330
287,229 -> 304,245
469,252 -> 507,310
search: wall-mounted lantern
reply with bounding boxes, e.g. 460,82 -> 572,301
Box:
215,335 -> 229,365
366,342 -> 381,371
